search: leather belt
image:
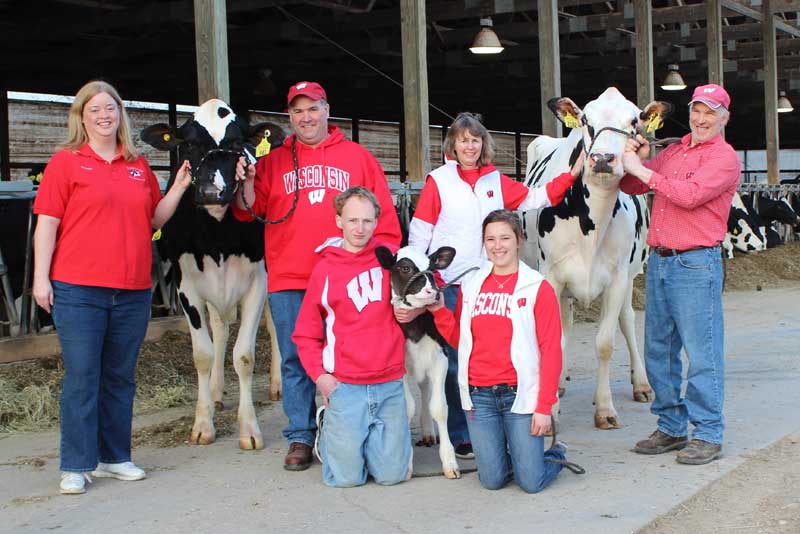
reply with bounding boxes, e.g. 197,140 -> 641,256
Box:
653,245 -> 715,257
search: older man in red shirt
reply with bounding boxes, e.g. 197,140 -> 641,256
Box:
620,84 -> 740,465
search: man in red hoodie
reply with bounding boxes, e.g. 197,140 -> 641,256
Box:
234,82 -> 402,471
292,187 -> 411,487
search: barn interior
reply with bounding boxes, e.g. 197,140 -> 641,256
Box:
1,0 -> 799,161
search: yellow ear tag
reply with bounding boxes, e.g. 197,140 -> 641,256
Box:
646,114 -> 663,133
163,133 -> 171,142
152,229 -> 162,241
563,113 -> 581,129
255,137 -> 272,158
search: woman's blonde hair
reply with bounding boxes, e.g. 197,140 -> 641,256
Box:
59,80 -> 138,161
442,112 -> 496,168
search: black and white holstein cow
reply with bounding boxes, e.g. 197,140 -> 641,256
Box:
375,245 -> 461,479
141,100 -> 283,449
522,87 -> 671,429
722,192 -> 766,258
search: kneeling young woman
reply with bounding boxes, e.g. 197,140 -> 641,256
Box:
428,209 -> 578,493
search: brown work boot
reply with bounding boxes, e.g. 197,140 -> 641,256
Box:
632,429 -> 688,455
676,439 -> 722,465
284,442 -> 313,471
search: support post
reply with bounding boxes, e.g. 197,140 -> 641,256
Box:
707,0 -> 724,86
168,101 -> 178,173
400,0 -> 430,182
538,0 -> 561,137
194,0 -> 230,104
763,0 -> 780,185
0,88 -> 9,181
634,1 -> 654,107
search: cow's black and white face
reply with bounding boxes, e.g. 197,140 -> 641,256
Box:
141,99 -> 261,215
375,246 -> 456,309
549,88 -> 671,188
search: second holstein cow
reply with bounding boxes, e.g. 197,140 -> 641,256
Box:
375,245 -> 461,479
141,100 -> 283,449
522,87 -> 670,429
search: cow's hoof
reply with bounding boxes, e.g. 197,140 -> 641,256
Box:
416,435 -> 438,447
239,434 -> 264,450
633,388 -> 655,403
443,468 -> 461,480
190,429 -> 216,445
214,401 -> 225,411
558,387 -> 566,398
594,414 -> 621,429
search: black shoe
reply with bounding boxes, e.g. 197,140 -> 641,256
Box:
454,442 -> 475,459
632,429 -> 688,455
676,439 -> 722,465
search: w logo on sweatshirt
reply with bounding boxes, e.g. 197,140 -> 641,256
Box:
347,267 -> 384,312
308,189 -> 326,205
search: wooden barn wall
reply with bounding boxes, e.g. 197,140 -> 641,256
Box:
8,100 -> 530,183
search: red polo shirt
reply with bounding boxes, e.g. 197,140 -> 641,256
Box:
34,145 -> 162,289
620,133 -> 741,250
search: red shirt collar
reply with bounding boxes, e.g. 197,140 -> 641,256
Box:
78,143 -> 124,162
680,132 -> 724,149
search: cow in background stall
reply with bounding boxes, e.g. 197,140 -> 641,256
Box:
141,100 -> 284,449
741,192 -> 799,248
722,192 -> 766,258
522,87 -> 671,429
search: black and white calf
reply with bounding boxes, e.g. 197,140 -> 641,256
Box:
141,100 -> 283,450
375,245 -> 460,480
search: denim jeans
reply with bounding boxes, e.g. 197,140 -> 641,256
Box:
443,285 -> 469,445
51,281 -> 151,472
268,290 -> 317,447
645,247 -> 725,444
466,385 -> 565,493
320,379 -> 411,488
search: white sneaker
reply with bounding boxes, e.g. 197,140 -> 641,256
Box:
313,405 -> 325,464
60,472 -> 90,494
92,461 -> 146,481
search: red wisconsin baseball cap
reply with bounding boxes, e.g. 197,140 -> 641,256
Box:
689,84 -> 731,110
287,81 -> 327,106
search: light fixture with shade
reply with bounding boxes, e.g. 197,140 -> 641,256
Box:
660,64 -> 687,91
469,18 -> 504,55
778,91 -> 794,113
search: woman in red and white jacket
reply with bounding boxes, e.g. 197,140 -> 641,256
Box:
428,209 -> 578,493
405,111 -> 583,458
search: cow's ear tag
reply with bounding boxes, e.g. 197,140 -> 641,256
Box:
255,137 -> 271,158
563,113 -> 581,129
646,114 -> 663,133
162,133 -> 171,142
152,229 -> 162,241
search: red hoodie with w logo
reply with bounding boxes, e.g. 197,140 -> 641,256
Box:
293,238 -> 405,385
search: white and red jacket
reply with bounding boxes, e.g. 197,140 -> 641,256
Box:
293,238 -> 405,385
232,127 -> 402,292
408,160 -> 575,283
432,261 -> 562,415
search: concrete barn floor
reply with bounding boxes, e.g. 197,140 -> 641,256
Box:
1,286 -> 798,534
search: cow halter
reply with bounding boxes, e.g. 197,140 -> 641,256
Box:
192,147 -> 248,186
238,136 -> 301,225
579,116 -> 680,156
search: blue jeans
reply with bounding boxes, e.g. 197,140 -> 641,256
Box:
320,379 -> 411,488
443,285 -> 469,445
645,247 -> 725,444
466,385 -> 565,493
51,281 -> 151,472
268,290 -> 317,447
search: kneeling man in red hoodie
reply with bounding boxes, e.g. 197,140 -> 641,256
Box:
293,186 -> 411,487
